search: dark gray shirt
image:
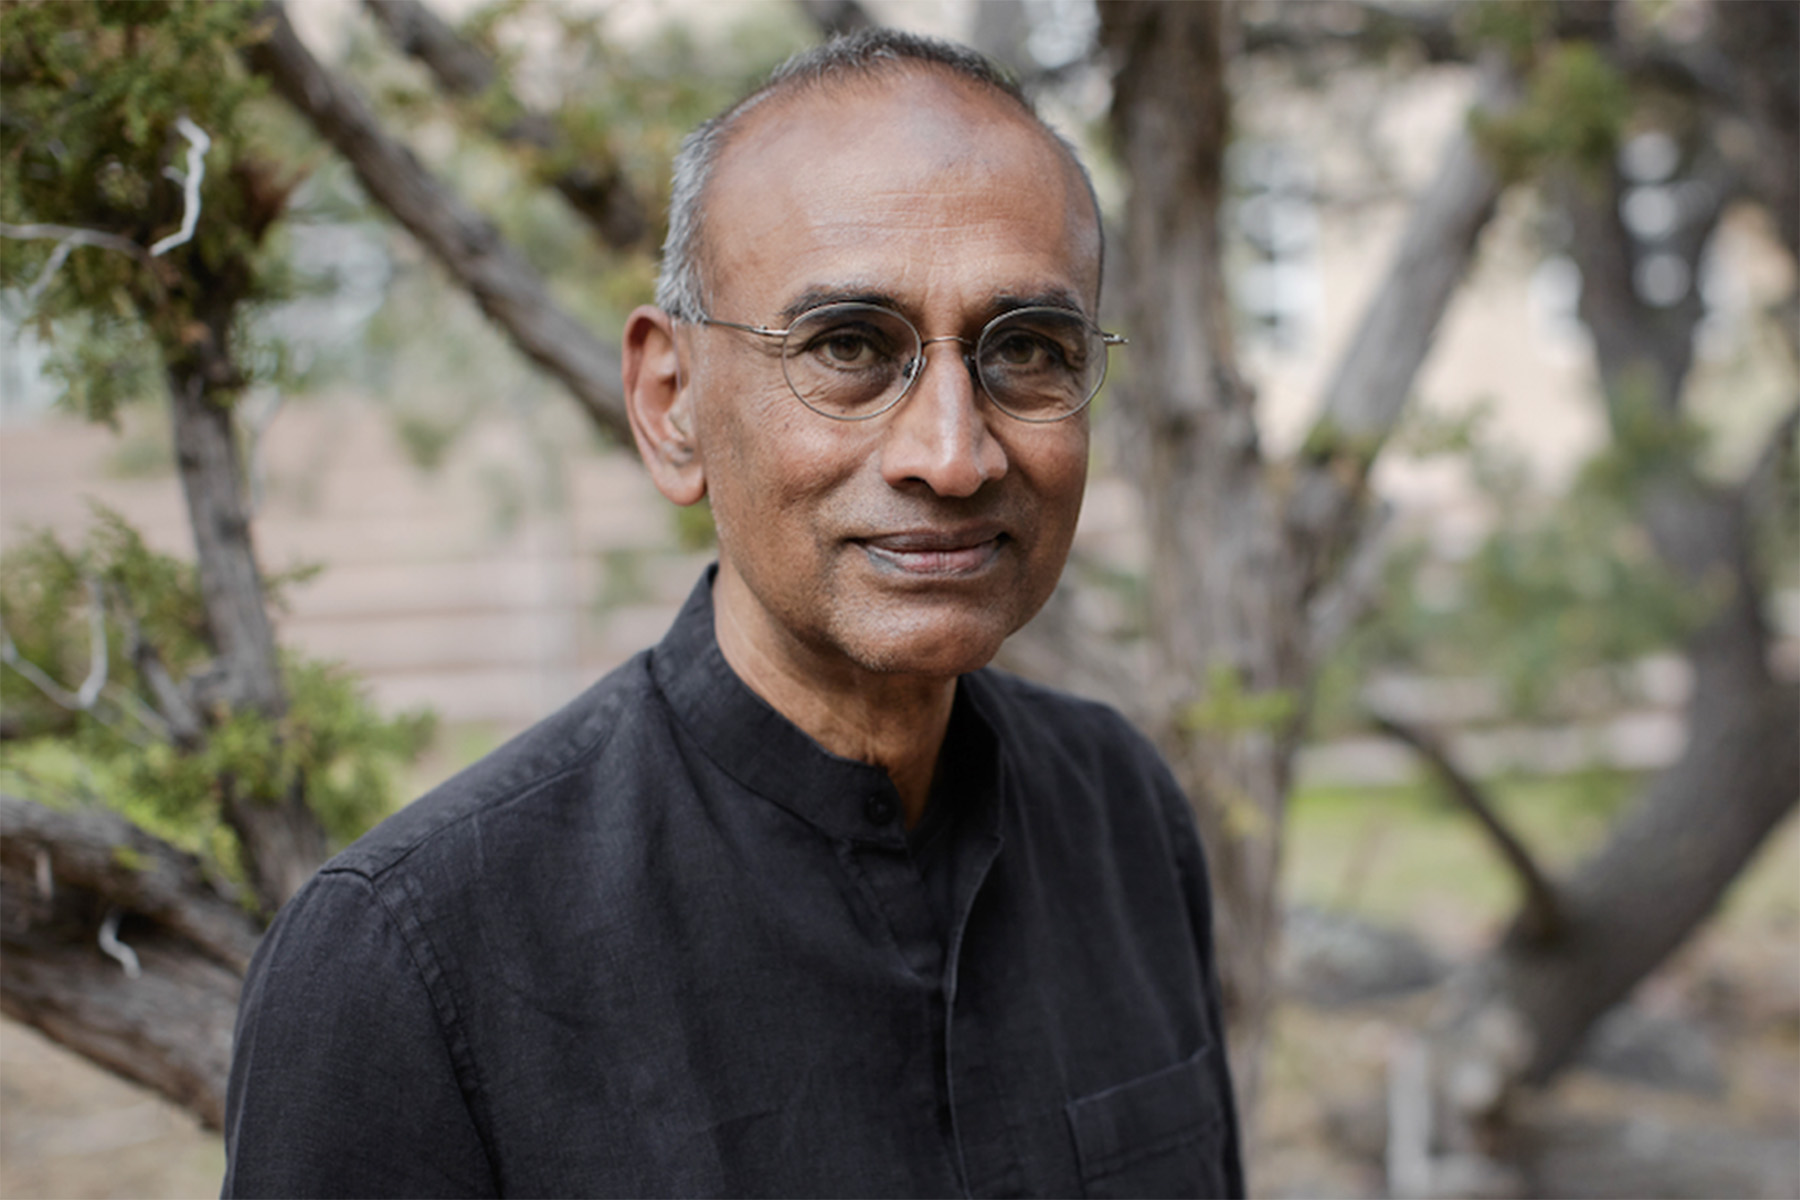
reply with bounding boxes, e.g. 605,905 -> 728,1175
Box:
223,570 -> 1242,1198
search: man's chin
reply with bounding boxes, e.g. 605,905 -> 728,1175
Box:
836,609 -> 1018,679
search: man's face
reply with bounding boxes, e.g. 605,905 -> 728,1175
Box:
683,71 -> 1099,682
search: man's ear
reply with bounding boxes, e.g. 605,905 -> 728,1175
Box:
622,305 -> 706,506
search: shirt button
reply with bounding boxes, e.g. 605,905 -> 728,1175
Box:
864,795 -> 896,825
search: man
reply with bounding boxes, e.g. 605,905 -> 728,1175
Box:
224,29 -> 1241,1199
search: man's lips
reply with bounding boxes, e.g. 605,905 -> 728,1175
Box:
854,526 -> 1008,575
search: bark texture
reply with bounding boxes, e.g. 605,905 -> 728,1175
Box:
0,794 -> 256,1129
157,274 -> 326,914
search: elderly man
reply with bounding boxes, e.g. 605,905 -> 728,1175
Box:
224,29 -> 1241,1200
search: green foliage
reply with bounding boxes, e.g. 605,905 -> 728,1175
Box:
0,512 -> 436,859
1318,408 -> 1708,726
1183,663 -> 1299,736
30,309 -> 165,428
1457,1 -> 1558,65
1469,39 -> 1632,183
1299,413 -> 1384,468
1584,374 -> 1710,496
1,0 -> 294,418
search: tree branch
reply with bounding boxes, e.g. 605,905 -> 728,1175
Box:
361,0 -> 648,251
1305,499 -> 1394,664
0,792 -> 259,1128
0,579 -> 108,713
0,222 -> 151,309
1370,712 -> 1566,944
146,117 -> 211,258
0,793 -> 261,973
1285,59 -> 1514,590
243,1 -> 630,443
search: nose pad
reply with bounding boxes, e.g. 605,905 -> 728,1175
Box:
904,338 -> 979,395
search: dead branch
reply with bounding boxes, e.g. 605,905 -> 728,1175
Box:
1370,711 -> 1566,944
243,1 -> 630,444
0,578 -> 109,713
147,117 -> 211,257
361,0 -> 648,250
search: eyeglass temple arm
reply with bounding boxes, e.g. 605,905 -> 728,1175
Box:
699,317 -> 790,338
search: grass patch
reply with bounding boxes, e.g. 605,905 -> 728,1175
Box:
1284,769 -> 1640,936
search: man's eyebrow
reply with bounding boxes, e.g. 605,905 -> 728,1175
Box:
777,288 -> 902,324
991,289 -> 1089,317
776,286 -> 1094,326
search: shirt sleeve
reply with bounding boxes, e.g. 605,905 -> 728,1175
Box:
222,869 -> 498,1199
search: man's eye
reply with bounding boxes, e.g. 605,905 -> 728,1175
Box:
990,331 -> 1060,369
805,327 -> 889,368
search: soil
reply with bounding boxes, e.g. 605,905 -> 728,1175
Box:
0,1017 -> 222,1199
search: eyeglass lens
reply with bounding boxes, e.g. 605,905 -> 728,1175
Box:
779,304 -> 1107,422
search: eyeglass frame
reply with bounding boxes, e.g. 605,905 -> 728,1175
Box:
687,302 -> 1126,424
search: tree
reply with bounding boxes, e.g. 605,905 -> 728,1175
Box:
1096,1 -> 1519,1107
1,0 -> 430,1125
1102,2 -> 1795,1185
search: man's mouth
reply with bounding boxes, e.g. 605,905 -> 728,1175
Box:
855,527 -> 1007,576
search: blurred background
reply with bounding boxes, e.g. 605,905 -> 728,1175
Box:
1,1 -> 1794,1196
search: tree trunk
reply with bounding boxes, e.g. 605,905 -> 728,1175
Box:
1101,2 -> 1510,1125
1101,1 -> 1293,1119
0,793 -> 258,1129
165,323 -> 326,913
1474,145 -> 1799,1084
1405,27 -> 1800,1180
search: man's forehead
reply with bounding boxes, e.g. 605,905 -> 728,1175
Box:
723,66 -> 1048,163
701,68 -> 1101,309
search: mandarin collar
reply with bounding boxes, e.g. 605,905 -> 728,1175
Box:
650,566 -> 919,845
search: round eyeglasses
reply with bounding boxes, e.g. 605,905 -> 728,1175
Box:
697,303 -> 1126,423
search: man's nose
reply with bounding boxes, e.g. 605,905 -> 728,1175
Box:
878,340 -> 1008,497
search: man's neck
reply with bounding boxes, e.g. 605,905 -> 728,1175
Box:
712,585 -> 955,829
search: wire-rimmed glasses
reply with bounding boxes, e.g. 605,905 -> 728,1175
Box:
697,303 -> 1125,423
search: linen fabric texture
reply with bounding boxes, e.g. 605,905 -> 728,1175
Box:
222,569 -> 1243,1198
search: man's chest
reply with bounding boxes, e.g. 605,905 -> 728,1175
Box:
435,825 -> 1229,1198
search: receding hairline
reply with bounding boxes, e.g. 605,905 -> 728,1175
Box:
655,38 -> 1105,319
726,65 -> 1092,207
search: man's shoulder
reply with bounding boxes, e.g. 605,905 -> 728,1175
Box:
325,650 -> 663,883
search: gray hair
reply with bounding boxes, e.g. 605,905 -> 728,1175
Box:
653,29 -> 1095,322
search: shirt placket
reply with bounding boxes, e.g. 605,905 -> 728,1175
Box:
842,786 -> 964,1180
